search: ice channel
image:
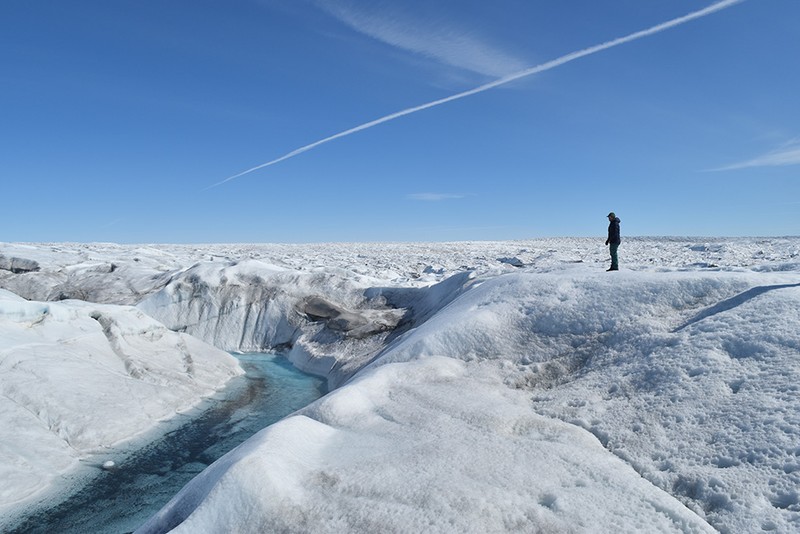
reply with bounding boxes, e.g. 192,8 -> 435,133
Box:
7,353 -> 326,534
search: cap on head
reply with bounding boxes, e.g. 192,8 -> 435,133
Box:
607,212 -> 616,218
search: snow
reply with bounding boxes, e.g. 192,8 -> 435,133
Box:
1,237 -> 799,533
140,359 -> 715,533
0,287 -> 242,518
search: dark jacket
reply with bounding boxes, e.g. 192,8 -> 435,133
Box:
607,217 -> 621,245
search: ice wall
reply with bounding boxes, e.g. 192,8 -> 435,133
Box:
136,259 -> 397,385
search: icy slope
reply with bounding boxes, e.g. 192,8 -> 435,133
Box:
0,289 -> 242,515
138,267 -> 800,533
369,269 -> 800,532
139,356 -> 716,534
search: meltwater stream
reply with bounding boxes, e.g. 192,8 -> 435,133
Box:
9,353 -> 326,534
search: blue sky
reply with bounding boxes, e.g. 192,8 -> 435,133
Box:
2,0 -> 798,243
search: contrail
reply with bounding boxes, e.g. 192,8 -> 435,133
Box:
208,0 -> 745,189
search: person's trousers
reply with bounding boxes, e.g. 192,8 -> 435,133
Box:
609,243 -> 619,269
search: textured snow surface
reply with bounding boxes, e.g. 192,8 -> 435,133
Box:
0,289 -> 242,515
1,237 -> 799,533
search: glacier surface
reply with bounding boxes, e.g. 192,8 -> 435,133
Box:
1,237 -> 799,533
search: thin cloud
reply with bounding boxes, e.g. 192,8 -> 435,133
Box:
317,1 -> 526,78
208,0 -> 746,190
711,139 -> 800,171
102,217 -> 125,229
407,193 -> 466,201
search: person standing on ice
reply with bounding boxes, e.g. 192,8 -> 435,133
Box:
605,212 -> 621,271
